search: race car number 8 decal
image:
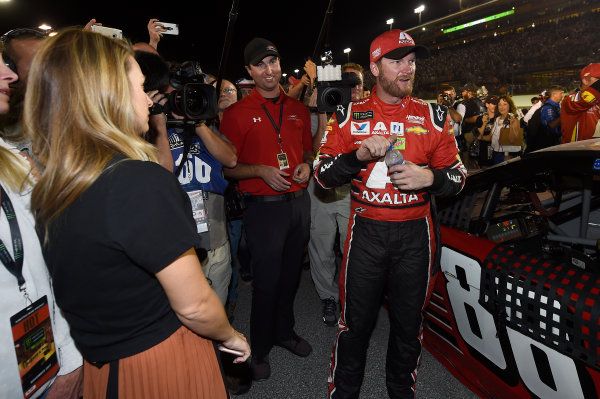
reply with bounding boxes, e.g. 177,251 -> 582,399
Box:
440,247 -> 507,368
440,246 -> 588,399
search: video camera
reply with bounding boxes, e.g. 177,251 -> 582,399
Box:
316,62 -> 361,112
163,61 -> 217,123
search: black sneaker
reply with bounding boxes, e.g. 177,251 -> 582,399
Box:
322,297 -> 338,327
250,356 -> 271,381
275,333 -> 312,357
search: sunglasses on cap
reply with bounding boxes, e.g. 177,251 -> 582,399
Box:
1,28 -> 46,47
1,28 -> 46,75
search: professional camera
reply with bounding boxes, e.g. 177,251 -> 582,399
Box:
316,63 -> 361,112
163,61 -> 217,122
441,93 -> 451,103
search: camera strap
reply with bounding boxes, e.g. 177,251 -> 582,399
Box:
261,102 -> 284,154
174,126 -> 195,177
0,184 -> 26,291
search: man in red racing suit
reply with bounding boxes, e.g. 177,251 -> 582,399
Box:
561,63 -> 600,143
313,29 -> 467,399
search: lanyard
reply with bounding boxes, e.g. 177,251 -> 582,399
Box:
0,184 -> 26,291
261,101 -> 285,153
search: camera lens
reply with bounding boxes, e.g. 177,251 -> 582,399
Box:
324,88 -> 343,107
186,87 -> 208,116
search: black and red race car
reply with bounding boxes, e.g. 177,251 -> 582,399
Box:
424,140 -> 600,398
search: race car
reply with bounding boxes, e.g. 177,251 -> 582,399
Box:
424,140 -> 600,399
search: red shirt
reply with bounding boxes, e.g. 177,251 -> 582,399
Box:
561,85 -> 600,143
220,88 -> 312,196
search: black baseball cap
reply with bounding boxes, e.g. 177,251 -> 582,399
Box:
244,37 -> 280,66
462,83 -> 478,93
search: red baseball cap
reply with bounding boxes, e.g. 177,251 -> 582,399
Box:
581,63 -> 600,80
369,29 -> 430,63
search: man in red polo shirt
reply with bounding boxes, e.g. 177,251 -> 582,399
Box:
561,63 -> 600,142
220,37 -> 314,382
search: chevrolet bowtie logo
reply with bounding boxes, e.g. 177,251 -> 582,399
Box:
253,117 -> 262,122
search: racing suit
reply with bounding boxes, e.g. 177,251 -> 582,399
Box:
561,83 -> 600,143
314,88 -> 466,399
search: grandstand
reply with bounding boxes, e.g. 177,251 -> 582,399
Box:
406,0 -> 600,100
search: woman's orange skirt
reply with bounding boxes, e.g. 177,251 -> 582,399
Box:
83,326 -> 228,399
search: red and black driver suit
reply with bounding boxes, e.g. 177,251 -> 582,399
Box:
314,87 -> 467,399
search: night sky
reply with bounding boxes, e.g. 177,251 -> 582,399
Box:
0,0 -> 460,80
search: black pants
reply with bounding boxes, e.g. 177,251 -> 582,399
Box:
243,191 -> 310,359
329,215 -> 437,399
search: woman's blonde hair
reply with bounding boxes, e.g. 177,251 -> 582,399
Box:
23,28 -> 157,233
0,145 -> 32,193
0,46 -> 32,192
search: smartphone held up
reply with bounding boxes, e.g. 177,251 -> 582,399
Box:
90,25 -> 123,39
155,21 -> 179,35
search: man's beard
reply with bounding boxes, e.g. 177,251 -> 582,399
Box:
378,72 -> 414,98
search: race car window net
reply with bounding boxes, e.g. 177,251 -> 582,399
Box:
480,245 -> 600,370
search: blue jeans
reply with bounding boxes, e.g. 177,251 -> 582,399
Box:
492,151 -> 505,165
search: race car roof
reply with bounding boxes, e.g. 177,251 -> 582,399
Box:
463,139 -> 600,194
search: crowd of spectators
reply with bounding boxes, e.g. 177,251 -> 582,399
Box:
413,10 -> 599,98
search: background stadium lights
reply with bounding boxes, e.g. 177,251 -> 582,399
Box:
294,69 -> 299,78
282,73 -> 287,77
414,5 -> 425,25
0,0 -> 11,3
414,5 -> 425,24
387,18 -> 394,30
39,24 -> 52,30
49,32 -> 57,37
344,47 -> 351,62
